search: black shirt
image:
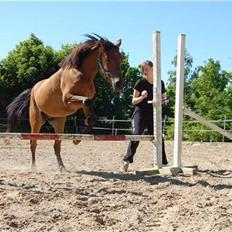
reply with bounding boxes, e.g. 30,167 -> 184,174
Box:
134,78 -> 166,113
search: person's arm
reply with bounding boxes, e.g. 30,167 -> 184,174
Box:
131,89 -> 148,105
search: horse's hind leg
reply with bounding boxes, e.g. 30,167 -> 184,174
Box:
4,127 -> 11,145
49,117 -> 66,171
29,98 -> 45,170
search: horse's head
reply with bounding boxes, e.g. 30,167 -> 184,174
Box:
59,34 -> 124,93
97,37 -> 124,93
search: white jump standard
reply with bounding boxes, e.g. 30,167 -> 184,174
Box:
136,32 -> 197,176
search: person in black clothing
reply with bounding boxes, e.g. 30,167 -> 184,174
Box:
122,60 -> 168,172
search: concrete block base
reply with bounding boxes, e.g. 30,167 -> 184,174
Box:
135,165 -> 198,176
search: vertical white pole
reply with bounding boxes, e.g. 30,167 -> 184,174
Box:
173,34 -> 186,167
153,31 -> 163,168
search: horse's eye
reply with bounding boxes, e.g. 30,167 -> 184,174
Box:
106,57 -> 110,64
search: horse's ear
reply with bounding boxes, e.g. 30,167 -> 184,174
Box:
115,39 -> 122,48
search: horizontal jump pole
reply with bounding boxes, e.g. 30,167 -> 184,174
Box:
183,107 -> 232,140
0,133 -> 155,142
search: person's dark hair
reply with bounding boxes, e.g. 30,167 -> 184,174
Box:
141,60 -> 153,72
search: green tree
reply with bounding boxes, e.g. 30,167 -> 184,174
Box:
0,34 -> 60,116
185,59 -> 232,141
1,34 -> 57,91
54,43 -> 76,64
165,51 -> 196,140
166,50 -> 195,117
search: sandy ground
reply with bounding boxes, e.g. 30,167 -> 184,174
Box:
0,140 -> 232,232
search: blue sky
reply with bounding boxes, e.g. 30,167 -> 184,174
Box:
0,1 -> 232,83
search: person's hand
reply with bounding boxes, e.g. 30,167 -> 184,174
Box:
141,90 -> 148,99
162,97 -> 169,105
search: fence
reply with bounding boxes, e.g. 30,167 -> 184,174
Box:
1,117 -> 232,142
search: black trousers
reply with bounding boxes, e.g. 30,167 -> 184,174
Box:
123,110 -> 168,164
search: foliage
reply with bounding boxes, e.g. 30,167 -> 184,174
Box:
166,50 -> 196,118
0,34 -> 57,116
166,55 -> 232,142
185,59 -> 232,141
1,34 -> 56,91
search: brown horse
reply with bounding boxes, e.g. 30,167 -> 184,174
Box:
6,34 -> 124,171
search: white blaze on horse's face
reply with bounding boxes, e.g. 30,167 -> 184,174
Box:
101,39 -> 124,93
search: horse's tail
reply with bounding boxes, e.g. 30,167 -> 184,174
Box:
6,89 -> 32,132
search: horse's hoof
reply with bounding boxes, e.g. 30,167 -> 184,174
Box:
59,165 -> 67,172
73,139 -> 81,145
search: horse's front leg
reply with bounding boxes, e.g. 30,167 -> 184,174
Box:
81,100 -> 96,133
72,100 -> 95,145
65,95 -> 96,133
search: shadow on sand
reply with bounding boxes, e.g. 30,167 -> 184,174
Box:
72,168 -> 232,191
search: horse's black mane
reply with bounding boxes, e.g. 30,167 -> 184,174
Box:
59,33 -> 115,69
